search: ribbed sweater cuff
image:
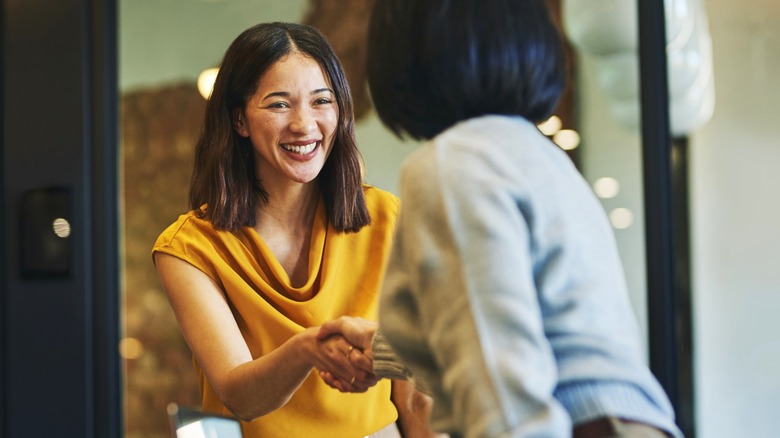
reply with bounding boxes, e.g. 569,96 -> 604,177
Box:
371,332 -> 432,395
555,381 -> 682,438
371,330 -> 412,381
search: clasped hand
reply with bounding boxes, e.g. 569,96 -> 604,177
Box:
315,316 -> 380,393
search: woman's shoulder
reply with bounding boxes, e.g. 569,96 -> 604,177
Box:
154,209 -> 220,249
363,184 -> 399,207
447,114 -> 536,137
362,184 -> 400,222
418,115 -> 554,181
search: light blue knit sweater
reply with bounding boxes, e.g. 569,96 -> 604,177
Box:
378,115 -> 682,438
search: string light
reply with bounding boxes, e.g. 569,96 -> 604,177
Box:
553,129 -> 581,151
593,177 -> 620,199
538,115 -> 580,151
537,115 -> 562,136
609,207 -> 634,229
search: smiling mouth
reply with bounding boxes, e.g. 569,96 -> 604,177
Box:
282,141 -> 317,155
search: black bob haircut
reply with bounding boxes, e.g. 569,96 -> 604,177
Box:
367,0 -> 567,141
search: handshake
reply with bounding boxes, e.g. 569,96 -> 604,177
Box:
314,316 -> 392,393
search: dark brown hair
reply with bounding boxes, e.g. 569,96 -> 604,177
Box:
189,22 -> 370,232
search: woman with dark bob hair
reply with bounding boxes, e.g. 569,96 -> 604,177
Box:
153,22 -> 433,438
320,0 -> 683,437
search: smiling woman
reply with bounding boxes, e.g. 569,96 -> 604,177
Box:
150,22 -> 434,438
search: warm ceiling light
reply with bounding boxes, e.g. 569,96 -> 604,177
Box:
197,67 -> 219,100
609,207 -> 634,229
553,129 -> 581,151
593,177 -> 620,199
537,115 -> 562,136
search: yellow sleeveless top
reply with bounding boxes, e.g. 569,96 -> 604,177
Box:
152,186 -> 400,438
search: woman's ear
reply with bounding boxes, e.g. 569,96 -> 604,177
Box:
233,109 -> 249,137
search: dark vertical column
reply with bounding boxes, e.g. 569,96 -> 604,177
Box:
637,1 -> 695,436
1,0 -> 120,436
88,0 -> 121,436
670,136 -> 695,436
0,0 -> 6,435
4,1 -> 88,435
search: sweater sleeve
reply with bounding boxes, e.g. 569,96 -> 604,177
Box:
372,330 -> 432,395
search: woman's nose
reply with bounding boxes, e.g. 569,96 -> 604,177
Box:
290,107 -> 317,134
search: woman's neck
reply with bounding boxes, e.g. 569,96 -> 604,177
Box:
253,182 -> 320,287
256,181 -> 320,231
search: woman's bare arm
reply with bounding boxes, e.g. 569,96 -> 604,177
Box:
154,252 -> 370,420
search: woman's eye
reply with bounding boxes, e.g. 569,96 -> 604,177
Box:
315,98 -> 333,105
268,102 -> 289,109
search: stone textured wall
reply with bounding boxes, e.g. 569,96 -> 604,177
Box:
122,84 -> 204,438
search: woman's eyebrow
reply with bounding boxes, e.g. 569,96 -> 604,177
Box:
261,88 -> 333,101
261,91 -> 290,101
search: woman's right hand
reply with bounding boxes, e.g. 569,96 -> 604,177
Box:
311,328 -> 379,393
316,316 -> 378,355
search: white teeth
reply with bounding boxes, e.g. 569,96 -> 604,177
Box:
282,142 -> 317,155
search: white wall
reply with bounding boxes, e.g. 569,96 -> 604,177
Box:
691,0 -> 780,436
576,54 -> 649,357
119,1 -> 305,92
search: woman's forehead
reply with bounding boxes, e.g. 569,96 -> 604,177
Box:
256,52 -> 332,92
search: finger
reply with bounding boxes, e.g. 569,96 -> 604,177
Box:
320,336 -> 351,365
344,348 -> 377,383
346,375 -> 369,393
322,357 -> 357,387
318,370 -> 336,388
347,349 -> 374,374
349,368 -> 380,388
318,336 -> 368,384
319,370 -> 346,392
315,318 -> 345,340
333,367 -> 372,390
321,369 -> 379,394
353,376 -> 381,392
315,327 -> 333,341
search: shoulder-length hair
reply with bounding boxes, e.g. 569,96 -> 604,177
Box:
189,22 -> 370,233
367,0 -> 566,140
